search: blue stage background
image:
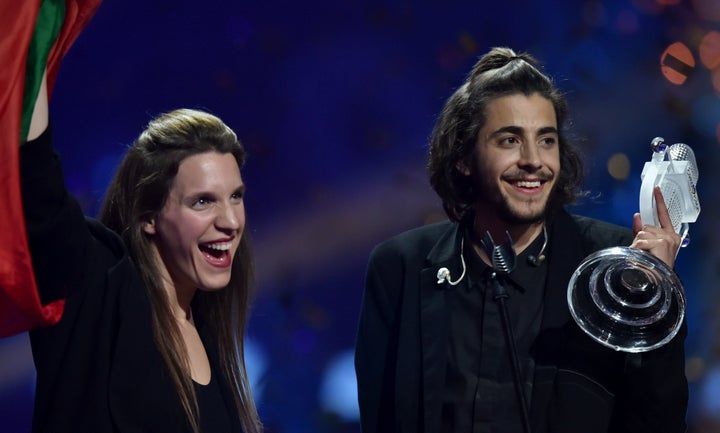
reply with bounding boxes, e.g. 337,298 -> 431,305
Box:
2,1 -> 720,432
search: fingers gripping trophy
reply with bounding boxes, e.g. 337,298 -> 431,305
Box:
568,137 -> 701,353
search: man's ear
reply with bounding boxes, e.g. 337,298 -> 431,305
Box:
142,219 -> 157,235
456,159 -> 471,176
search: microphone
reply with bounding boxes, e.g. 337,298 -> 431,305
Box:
527,254 -> 545,267
669,142 -> 699,185
639,138 -> 700,246
527,224 -> 548,267
436,238 -> 467,286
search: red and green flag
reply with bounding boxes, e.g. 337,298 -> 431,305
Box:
0,0 -> 101,337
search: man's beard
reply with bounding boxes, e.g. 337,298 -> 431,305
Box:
474,174 -> 555,226
495,194 -> 548,225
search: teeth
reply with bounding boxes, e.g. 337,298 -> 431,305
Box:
204,241 -> 233,251
516,180 -> 540,188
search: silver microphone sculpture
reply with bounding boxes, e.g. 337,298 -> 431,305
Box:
567,137 -> 700,353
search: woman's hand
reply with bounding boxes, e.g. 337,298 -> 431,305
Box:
26,68 -> 48,143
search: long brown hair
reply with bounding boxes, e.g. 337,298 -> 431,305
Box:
99,108 -> 262,433
428,47 -> 584,222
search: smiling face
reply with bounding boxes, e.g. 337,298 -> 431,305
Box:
143,151 -> 245,298
459,92 -> 560,226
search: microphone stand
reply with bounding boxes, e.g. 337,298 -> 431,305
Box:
489,271 -> 531,433
481,231 -> 532,433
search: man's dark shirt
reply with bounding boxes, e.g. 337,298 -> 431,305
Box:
442,228 -> 549,433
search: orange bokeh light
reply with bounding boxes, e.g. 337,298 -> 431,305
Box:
607,153 -> 631,180
700,31 -> 720,70
660,42 -> 695,85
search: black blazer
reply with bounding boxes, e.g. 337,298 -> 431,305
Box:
355,211 -> 688,433
21,130 -> 243,433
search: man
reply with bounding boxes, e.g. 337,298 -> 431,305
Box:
354,47 -> 687,433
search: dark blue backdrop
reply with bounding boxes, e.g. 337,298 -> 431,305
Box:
3,1 -> 720,432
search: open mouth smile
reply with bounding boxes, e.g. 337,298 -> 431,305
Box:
513,179 -> 542,188
507,178 -> 548,192
199,240 -> 234,267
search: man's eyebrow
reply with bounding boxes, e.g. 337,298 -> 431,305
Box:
538,126 -> 559,135
490,125 -> 558,136
490,125 -> 523,136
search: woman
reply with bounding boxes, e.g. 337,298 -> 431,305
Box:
22,73 -> 262,433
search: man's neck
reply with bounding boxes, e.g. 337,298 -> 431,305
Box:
469,213 -> 545,266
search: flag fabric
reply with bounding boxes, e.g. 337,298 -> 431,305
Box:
0,0 -> 102,338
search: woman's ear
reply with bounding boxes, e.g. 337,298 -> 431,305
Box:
142,219 -> 156,235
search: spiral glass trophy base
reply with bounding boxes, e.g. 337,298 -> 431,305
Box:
567,246 -> 685,353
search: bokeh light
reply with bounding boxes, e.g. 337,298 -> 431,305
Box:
699,31 -> 720,70
244,338 -> 268,402
607,153 -> 632,180
318,350 -> 359,422
661,42 -> 695,85
700,365 -> 720,419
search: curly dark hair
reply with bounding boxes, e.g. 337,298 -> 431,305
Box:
427,47 -> 584,222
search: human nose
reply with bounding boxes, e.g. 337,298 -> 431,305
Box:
215,202 -> 242,231
518,142 -> 542,170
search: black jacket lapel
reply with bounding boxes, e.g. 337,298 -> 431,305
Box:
419,222 -> 467,433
